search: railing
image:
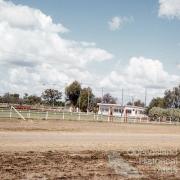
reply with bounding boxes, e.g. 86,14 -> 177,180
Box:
0,107 -> 179,125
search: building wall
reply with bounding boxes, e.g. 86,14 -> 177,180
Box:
98,104 -> 146,118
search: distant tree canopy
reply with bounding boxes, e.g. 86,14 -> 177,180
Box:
127,100 -> 144,107
79,87 -> 94,112
147,84 -> 180,115
42,89 -> 62,106
27,95 -> 41,105
102,93 -> 117,104
164,85 -> 180,108
1,82 -> 179,113
1,93 -> 20,104
65,81 -> 81,107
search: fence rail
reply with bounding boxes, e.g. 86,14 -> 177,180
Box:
0,107 -> 180,125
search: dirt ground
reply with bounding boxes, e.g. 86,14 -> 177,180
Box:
0,119 -> 180,179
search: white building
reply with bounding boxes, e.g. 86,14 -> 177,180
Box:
97,103 -> 146,118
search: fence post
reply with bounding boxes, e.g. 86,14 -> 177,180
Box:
63,112 -> 65,120
78,112 -> 80,120
29,110 -> 31,119
10,108 -> 12,119
45,111 -> 48,120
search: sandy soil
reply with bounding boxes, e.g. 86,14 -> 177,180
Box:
0,119 -> 180,179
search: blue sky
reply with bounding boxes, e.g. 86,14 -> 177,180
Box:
11,0 -> 180,74
0,0 -> 180,103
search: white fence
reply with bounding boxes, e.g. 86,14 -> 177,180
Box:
0,107 -> 180,125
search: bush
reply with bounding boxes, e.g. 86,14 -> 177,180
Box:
149,107 -> 180,121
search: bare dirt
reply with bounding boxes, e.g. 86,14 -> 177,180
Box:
0,119 -> 180,179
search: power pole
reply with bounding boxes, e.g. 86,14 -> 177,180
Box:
101,87 -> 104,104
87,88 -> 90,112
144,88 -> 147,107
122,88 -> 124,106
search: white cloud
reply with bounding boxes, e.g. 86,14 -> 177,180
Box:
177,64 -> 180,69
0,0 -> 113,94
159,0 -> 180,19
108,16 -> 133,31
0,0 -> 179,103
0,0 -> 69,33
100,57 -> 180,101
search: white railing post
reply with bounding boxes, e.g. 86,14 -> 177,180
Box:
10,108 -> 12,119
45,111 -> 48,120
28,110 -> 31,119
11,106 -> 26,120
63,112 -> 65,120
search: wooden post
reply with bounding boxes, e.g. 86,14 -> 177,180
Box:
10,108 -> 12,119
45,111 -> 48,120
63,112 -> 64,120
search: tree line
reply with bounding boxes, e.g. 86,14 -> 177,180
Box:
0,81 -> 118,112
146,84 -> 180,120
147,84 -> 180,113
1,81 -> 178,113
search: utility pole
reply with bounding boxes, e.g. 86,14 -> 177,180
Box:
101,87 -> 104,104
122,88 -> 124,106
144,88 -> 147,107
87,88 -> 90,113
79,90 -> 81,111
132,96 -> 134,106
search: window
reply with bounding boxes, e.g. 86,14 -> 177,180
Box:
126,109 -> 132,114
114,109 -> 118,112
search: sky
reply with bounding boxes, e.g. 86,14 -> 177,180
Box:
0,0 -> 180,104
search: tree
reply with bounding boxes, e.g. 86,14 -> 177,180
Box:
147,97 -> 166,114
127,101 -> 133,106
164,85 -> 180,108
23,93 -> 29,104
27,95 -> 41,105
65,81 -> 81,107
134,100 -> 145,107
2,93 -> 20,104
102,93 -> 117,104
42,89 -> 62,106
79,87 -> 94,112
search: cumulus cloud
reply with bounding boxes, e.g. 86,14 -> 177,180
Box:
100,57 -> 180,103
0,0 -> 68,33
159,0 -> 180,19
0,0 -> 179,103
108,16 -> 133,31
100,56 -> 180,93
0,0 -> 113,94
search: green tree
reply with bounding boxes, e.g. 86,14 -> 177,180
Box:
27,95 -> 41,105
23,93 -> 29,104
2,93 -> 20,104
102,93 -> 117,104
147,97 -> 166,114
65,81 -> 81,107
79,87 -> 94,112
42,89 -> 62,106
134,100 -> 145,107
164,85 -> 180,108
